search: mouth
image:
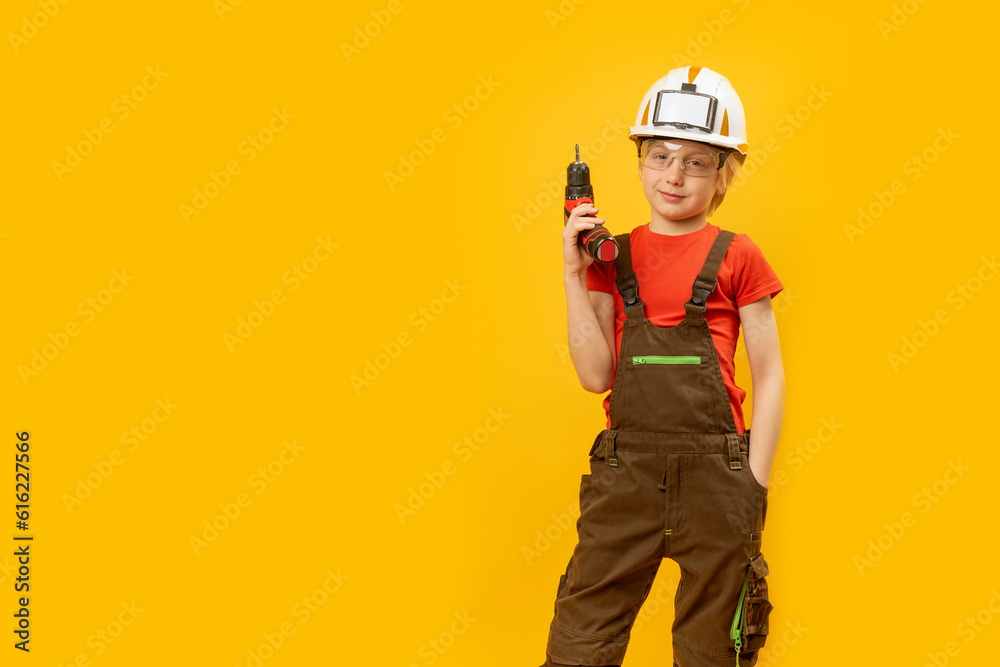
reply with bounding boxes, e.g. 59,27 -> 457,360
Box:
659,191 -> 685,202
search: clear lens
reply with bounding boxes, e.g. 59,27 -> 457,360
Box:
641,149 -> 722,177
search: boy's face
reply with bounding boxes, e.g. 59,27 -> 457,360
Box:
639,138 -> 728,228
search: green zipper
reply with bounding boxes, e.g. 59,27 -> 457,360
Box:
729,571 -> 749,665
631,355 -> 701,365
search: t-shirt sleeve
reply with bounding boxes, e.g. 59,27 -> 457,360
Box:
732,234 -> 783,307
586,259 -> 615,294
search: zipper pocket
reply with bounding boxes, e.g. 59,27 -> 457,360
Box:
631,355 -> 701,365
729,571 -> 749,664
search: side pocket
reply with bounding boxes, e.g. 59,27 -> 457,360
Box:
729,553 -> 773,663
740,450 -> 769,496
589,430 -> 606,459
553,557 -> 573,615
556,559 -> 571,598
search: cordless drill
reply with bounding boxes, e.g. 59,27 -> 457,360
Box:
564,143 -> 619,263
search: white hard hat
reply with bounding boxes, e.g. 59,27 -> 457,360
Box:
629,66 -> 748,157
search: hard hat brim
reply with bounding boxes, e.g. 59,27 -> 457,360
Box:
629,126 -> 747,155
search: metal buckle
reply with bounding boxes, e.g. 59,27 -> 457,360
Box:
687,277 -> 718,309
615,274 -> 643,308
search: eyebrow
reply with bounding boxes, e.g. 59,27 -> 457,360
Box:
650,147 -> 715,157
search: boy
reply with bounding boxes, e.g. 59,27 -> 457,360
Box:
544,66 -> 785,667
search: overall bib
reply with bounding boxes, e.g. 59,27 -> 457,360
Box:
545,230 -> 772,667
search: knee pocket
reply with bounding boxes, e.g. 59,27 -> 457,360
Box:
731,552 -> 773,658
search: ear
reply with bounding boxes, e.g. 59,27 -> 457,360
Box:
715,171 -> 729,195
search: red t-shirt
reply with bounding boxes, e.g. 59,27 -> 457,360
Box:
586,222 -> 783,433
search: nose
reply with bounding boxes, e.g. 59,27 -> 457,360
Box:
662,155 -> 684,183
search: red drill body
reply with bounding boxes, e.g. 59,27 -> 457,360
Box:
565,144 -> 618,263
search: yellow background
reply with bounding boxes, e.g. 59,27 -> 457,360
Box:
3,0 -> 999,665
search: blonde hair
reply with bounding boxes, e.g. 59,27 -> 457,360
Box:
639,138 -> 744,218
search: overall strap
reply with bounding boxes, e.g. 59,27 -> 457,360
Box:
613,233 -> 646,320
684,229 -> 736,321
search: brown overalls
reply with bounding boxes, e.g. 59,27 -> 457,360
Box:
545,230 -> 773,667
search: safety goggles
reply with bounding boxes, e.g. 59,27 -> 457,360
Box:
640,146 -> 729,177
652,84 -> 718,134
